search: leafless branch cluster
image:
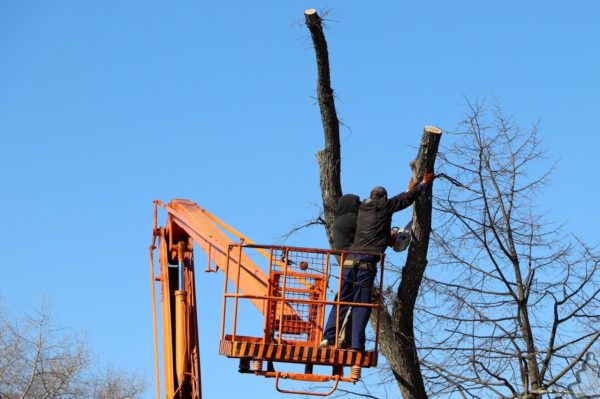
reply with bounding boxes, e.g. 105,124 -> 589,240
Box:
417,100 -> 600,399
0,303 -> 145,399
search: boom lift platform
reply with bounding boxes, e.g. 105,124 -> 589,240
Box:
150,199 -> 385,398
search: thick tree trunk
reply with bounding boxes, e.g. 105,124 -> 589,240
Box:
304,8 -> 342,249
517,280 -> 542,399
380,126 -> 442,399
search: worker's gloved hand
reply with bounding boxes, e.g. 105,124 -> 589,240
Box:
421,171 -> 435,186
407,178 -> 416,191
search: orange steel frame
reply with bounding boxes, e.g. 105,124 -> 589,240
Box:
150,199 -> 385,398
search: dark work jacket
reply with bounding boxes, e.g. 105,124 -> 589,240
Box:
350,185 -> 424,255
333,194 -> 361,250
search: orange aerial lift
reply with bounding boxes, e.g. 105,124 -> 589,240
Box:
149,199 -> 385,398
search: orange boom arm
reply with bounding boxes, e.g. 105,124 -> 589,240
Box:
149,199 -> 384,398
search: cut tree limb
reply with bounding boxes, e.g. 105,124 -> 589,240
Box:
305,8 -> 342,249
383,126 -> 442,399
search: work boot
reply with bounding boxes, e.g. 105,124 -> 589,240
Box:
319,339 -> 330,348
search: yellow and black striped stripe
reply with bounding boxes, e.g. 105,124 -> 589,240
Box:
219,340 -> 377,368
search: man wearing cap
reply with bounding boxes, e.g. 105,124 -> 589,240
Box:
320,172 -> 434,351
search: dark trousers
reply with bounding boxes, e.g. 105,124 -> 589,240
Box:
323,265 -> 376,350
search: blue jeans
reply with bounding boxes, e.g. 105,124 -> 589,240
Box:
323,265 -> 376,350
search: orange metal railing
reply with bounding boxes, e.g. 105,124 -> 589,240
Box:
151,199 -> 385,398
220,244 -> 384,352
218,243 -> 385,395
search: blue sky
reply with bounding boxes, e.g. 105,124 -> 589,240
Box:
1,1 -> 598,398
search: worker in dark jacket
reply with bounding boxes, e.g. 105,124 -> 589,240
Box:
351,175 -> 432,256
338,172 -> 434,351
333,194 -> 361,251
321,194 -> 360,348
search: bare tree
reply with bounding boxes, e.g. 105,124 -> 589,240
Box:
0,302 -> 145,399
420,100 -> 600,399
304,9 -> 441,399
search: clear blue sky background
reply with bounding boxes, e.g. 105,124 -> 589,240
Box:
1,1 -> 598,398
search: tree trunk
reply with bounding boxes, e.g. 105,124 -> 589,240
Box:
383,126 -> 442,399
304,8 -> 342,249
517,277 -> 542,399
